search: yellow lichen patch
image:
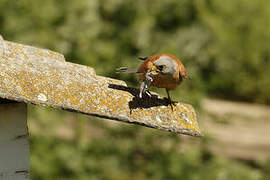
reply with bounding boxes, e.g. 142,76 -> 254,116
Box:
0,36 -> 201,136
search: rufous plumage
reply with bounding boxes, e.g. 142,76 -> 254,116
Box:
117,54 -> 188,104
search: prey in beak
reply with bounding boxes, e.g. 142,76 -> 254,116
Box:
139,65 -> 160,98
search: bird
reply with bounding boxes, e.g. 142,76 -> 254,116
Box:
116,54 -> 188,105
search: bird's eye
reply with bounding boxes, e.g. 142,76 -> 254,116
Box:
157,65 -> 165,70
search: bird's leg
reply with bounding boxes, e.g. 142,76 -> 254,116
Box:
166,89 -> 175,110
165,88 -> 172,102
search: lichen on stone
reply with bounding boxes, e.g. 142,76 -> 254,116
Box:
0,35 -> 201,136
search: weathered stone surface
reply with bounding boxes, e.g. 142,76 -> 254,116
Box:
0,36 -> 201,136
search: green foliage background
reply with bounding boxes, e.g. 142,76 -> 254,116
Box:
1,0 -> 270,104
1,0 -> 270,179
28,107 -> 270,180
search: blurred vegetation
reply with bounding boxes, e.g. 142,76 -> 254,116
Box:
1,0 -> 269,104
29,106 -> 270,180
1,0 -> 270,179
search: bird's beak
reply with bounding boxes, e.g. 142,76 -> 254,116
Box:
151,65 -> 160,73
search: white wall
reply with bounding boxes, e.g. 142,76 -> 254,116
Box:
0,101 -> 29,180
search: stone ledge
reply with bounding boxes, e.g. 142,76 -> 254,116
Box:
0,35 -> 201,136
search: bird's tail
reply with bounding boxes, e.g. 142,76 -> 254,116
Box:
116,67 -> 139,74
138,56 -> 148,61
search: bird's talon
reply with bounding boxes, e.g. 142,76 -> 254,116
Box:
169,103 -> 175,111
